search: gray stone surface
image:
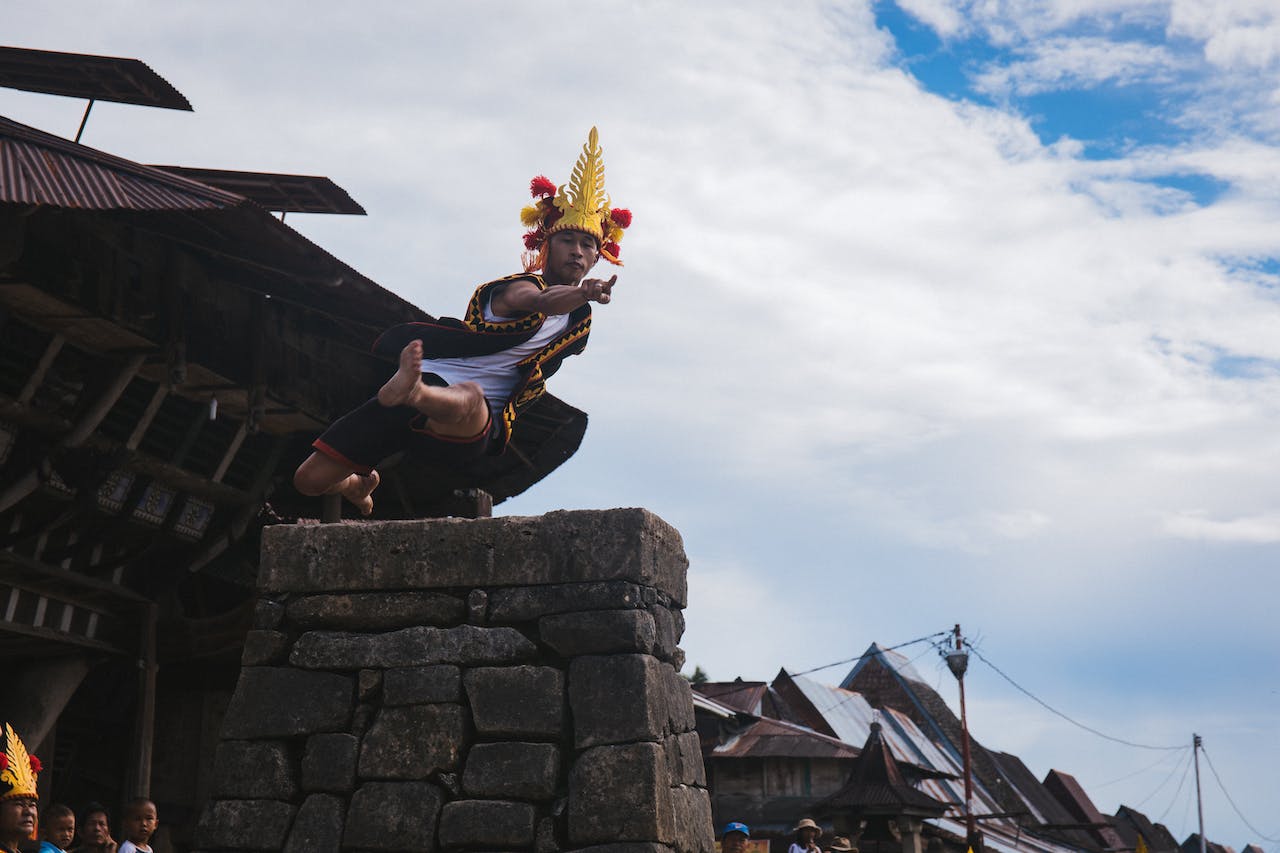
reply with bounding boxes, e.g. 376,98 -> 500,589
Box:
358,668 -> 382,702
490,581 -> 645,623
359,704 -> 466,779
569,742 -> 674,845
384,664 -> 462,704
283,793 -> 343,853
438,800 -> 537,848
569,655 -> 668,748
462,741 -> 560,800
344,781 -> 443,851
648,607 -> 679,662
669,785 -> 715,853
222,668 -> 353,738
664,667 -> 696,735
253,598 -> 285,630
663,732 -> 706,787
301,733 -> 358,793
536,816 -> 559,853
261,509 -> 689,605
465,666 -> 565,738
210,740 -> 297,800
286,590 -> 465,630
539,610 -> 656,656
241,630 -> 290,666
195,799 -> 295,850
467,588 -> 488,624
290,624 -> 536,669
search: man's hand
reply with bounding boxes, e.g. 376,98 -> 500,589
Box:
581,275 -> 616,304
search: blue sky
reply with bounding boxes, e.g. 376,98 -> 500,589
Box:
3,0 -> 1278,847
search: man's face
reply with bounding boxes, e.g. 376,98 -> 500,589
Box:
83,811 -> 111,845
543,229 -> 600,286
723,832 -> 749,853
0,798 -> 38,845
45,812 -> 75,848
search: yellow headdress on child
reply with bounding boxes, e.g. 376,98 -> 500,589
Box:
520,126 -> 631,271
0,723 -> 40,800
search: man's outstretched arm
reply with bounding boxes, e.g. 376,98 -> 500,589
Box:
491,276 -> 616,317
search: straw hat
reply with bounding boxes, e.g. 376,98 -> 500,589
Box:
829,837 -> 855,852
793,819 -> 822,836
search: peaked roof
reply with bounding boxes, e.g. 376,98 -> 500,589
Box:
1111,805 -> 1180,852
815,722 -> 949,817
1043,770 -> 1124,850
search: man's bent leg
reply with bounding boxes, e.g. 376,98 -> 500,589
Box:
294,452 -> 381,516
378,341 -> 489,438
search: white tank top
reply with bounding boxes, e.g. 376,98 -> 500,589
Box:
422,297 -> 571,414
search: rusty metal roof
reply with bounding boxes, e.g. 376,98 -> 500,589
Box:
0,115 -> 240,210
696,680 -> 768,714
150,166 -> 367,215
0,46 -> 191,110
713,714 -> 862,760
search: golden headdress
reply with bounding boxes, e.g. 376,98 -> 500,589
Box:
0,723 -> 40,800
520,126 -> 631,271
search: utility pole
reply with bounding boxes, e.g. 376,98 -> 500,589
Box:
1193,734 -> 1206,853
945,624 -> 981,853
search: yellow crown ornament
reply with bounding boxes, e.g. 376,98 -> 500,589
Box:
0,723 -> 40,800
520,126 -> 631,271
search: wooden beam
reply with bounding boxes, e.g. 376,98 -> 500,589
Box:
125,383 -> 169,450
16,333 -> 65,404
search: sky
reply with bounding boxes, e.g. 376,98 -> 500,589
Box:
3,1 -> 1278,847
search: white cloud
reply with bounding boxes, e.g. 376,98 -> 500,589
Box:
973,36 -> 1181,97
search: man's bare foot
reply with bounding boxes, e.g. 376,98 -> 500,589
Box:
378,340 -> 425,407
340,470 -> 380,516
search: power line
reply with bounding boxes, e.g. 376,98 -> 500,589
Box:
790,630 -> 950,677
965,644 -> 1185,751
1096,745 -> 1190,790
1201,743 -> 1280,843
1154,748 -> 1194,823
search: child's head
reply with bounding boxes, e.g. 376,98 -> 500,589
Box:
40,803 -> 75,849
121,799 -> 157,846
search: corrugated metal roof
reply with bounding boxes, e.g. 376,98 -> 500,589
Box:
0,115 -> 240,210
714,715 -> 861,760
150,166 -> 367,215
0,46 -> 191,110
697,680 -> 768,715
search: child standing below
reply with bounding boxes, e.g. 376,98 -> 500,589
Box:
115,801 -> 156,853
38,803 -> 75,853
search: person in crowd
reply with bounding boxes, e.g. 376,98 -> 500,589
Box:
788,818 -> 823,853
69,804 -> 114,853
114,801 -> 155,853
37,804 -> 74,853
828,836 -> 855,853
720,822 -> 750,853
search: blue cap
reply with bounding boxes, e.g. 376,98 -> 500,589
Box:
723,822 -> 750,839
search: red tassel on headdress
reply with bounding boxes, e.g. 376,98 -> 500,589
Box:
603,241 -> 621,258
610,208 -> 632,228
530,176 -> 556,198
523,230 -> 544,250
29,756 -> 41,773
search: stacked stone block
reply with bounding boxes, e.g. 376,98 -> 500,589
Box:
196,508 -> 713,853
